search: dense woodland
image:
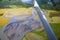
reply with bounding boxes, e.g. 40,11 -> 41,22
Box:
0,0 -> 60,10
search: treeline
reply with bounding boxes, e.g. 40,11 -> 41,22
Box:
0,0 -> 33,8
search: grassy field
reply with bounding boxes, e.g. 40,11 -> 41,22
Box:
46,10 -> 60,40
50,23 -> 60,40
0,8 -> 32,28
0,7 -> 60,40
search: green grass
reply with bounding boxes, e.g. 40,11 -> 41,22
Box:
31,29 -> 48,40
31,23 -> 60,40
28,9 -> 60,40
48,10 -> 60,18
50,23 -> 60,40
